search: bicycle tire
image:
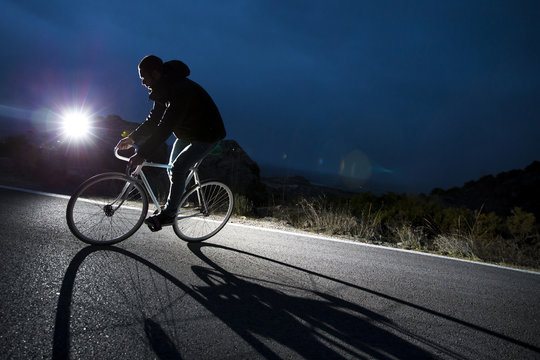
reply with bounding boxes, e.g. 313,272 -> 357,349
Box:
66,172 -> 149,245
173,181 -> 233,242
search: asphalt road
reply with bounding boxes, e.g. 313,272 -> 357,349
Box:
0,186 -> 539,359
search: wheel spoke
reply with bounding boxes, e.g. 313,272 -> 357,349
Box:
173,181 -> 233,242
67,173 -> 148,245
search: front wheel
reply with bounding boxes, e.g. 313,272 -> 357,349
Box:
66,173 -> 149,245
173,181 -> 233,242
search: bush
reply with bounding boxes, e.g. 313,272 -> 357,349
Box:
245,189 -> 539,269
392,225 -> 424,250
233,194 -> 254,217
353,203 -> 383,242
506,207 -> 536,240
283,196 -> 360,236
241,181 -> 539,268
471,209 -> 505,241
434,234 -> 475,258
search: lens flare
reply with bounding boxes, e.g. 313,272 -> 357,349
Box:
340,150 -> 372,189
62,111 -> 91,138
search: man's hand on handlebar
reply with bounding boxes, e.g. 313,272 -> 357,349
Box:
116,137 -> 135,150
115,138 -> 144,174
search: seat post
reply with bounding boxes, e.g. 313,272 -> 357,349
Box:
188,162 -> 208,213
188,161 -> 202,187
192,169 -> 201,187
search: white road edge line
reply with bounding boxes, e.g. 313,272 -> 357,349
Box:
2,184 -> 538,275
0,184 -> 72,200
226,221 -> 539,274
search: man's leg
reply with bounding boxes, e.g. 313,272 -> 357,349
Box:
161,139 -> 219,217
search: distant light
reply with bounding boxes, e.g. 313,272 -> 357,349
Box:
62,111 -> 91,138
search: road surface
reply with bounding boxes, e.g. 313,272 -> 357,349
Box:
0,186 -> 539,359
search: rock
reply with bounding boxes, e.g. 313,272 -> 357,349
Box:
198,139 -> 265,198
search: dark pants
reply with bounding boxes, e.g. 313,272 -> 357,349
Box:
162,139 -> 218,217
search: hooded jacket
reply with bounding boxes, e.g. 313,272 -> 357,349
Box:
130,60 -> 226,158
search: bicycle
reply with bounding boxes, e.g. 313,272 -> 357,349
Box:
66,145 -> 234,245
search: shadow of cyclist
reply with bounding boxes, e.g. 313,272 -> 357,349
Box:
54,242 -> 539,359
53,245 -> 437,359
186,242 -> 436,359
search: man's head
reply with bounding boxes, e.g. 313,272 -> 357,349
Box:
138,55 -> 163,90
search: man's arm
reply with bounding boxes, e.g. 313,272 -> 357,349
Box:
136,100 -> 188,158
128,102 -> 166,145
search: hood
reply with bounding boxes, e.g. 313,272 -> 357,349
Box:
163,60 -> 190,78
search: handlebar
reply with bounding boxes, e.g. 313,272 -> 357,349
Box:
114,144 -> 139,162
114,144 -> 141,177
114,144 -> 170,176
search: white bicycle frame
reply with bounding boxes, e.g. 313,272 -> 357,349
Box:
114,147 -> 207,214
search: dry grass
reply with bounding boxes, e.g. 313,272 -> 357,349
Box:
233,194 -> 254,216
434,234 -> 475,258
393,225 -> 424,250
269,196 -> 539,270
288,197 -> 359,236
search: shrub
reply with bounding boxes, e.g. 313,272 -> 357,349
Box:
233,194 -> 254,216
353,203 -> 383,242
282,196 -> 360,236
392,225 -> 424,250
506,207 -> 536,240
426,206 -> 473,236
470,209 -> 504,241
434,234 -> 475,258
260,190 -> 539,269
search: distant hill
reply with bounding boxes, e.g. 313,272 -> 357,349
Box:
261,175 -> 359,201
429,161 -> 540,218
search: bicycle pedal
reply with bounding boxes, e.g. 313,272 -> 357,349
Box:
145,217 -> 162,232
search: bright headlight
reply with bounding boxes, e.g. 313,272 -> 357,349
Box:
62,111 -> 91,138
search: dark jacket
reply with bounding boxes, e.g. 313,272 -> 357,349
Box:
130,60 -> 226,158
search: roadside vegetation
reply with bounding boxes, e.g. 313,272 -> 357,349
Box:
233,192 -> 539,270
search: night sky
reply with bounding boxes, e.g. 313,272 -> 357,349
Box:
1,1 -> 539,193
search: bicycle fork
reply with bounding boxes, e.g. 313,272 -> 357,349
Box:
104,181 -> 136,216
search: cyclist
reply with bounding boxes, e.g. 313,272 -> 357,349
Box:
116,55 -> 226,231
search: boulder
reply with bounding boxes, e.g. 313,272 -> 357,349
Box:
198,139 -> 265,199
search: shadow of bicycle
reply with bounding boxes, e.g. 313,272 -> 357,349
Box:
52,245 -> 192,359
52,244 -> 437,359
187,242 -> 438,359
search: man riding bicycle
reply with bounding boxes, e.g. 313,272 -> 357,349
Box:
116,55 -> 226,231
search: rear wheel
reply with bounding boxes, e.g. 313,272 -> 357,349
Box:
173,181 -> 233,242
66,173 -> 148,245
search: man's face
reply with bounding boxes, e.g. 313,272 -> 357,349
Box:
139,68 -> 160,90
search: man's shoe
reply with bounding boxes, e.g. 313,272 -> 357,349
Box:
145,213 -> 176,232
